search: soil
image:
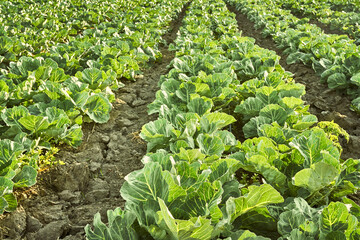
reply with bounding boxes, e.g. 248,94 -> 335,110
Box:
226,4 -> 360,160
0,4 -> 189,240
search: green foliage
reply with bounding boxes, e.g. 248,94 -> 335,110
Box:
0,0 -> 187,214
82,0 -> 359,239
275,198 -> 360,239
229,0 -> 360,113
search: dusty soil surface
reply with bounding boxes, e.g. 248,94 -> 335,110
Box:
0,4 -> 188,240
226,4 -> 360,160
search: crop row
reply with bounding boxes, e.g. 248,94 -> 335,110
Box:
0,0 -> 177,62
325,0 -> 360,12
85,0 -> 360,239
277,0 -> 360,44
0,0 -> 186,215
227,0 -> 360,114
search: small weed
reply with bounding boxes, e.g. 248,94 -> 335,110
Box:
129,131 -> 145,144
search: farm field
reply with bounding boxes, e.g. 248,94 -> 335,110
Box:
0,0 -> 359,239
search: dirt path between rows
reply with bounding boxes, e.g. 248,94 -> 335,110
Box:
227,4 -> 360,161
0,4 -> 189,240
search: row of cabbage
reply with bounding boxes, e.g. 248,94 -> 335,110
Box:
85,0 -> 360,239
227,0 -> 360,114
277,0 -> 360,44
0,0 -> 187,215
325,0 -> 360,12
0,0 -> 176,62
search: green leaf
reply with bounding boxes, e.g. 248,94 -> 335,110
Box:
229,230 -> 270,240
243,155 -> 287,191
85,208 -> 137,240
204,73 -> 233,97
10,56 -> 41,77
277,198 -> 319,238
293,162 -> 338,195
0,197 -> 8,215
158,198 -> 177,235
13,165 -> 37,187
232,208 -> 278,239
176,82 -> 196,103
142,150 -> 173,171
162,171 -> 187,203
0,80 -> 9,103
157,198 -> 214,240
1,106 -> 30,127
85,212 -> 107,240
77,68 -> 107,90
226,184 -> 283,222
0,177 -> 16,214
175,148 -> 206,164
278,209 -> 312,237
235,97 -> 264,120
3,194 -> 17,212
60,124 -> 83,147
321,202 -> 352,235
45,107 -> 71,128
49,68 -> 68,83
34,65 -> 52,81
280,96 -> 304,109
289,128 -> 340,168
259,104 -> 288,125
203,112 -> 236,129
140,119 -> 175,152
350,72 -> 360,87
0,176 -> 14,197
258,123 -> 288,144
120,162 -> 168,205
172,181 -> 223,222
327,73 -> 348,89
287,52 -> 312,64
215,131 -> 237,148
173,161 -> 205,190
83,94 -> 112,123
257,86 -> 281,105
187,97 -> 213,116
197,134 -> 225,157
62,81 -> 90,108
0,140 -> 24,171
343,198 -> 360,221
293,115 -> 318,130
243,116 -> 272,138
276,82 -> 305,98
18,115 -> 50,133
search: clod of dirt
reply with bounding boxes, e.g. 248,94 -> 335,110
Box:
28,220 -> 69,240
84,178 -> 110,204
51,163 -> 91,192
0,207 -> 26,239
26,215 -> 43,233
